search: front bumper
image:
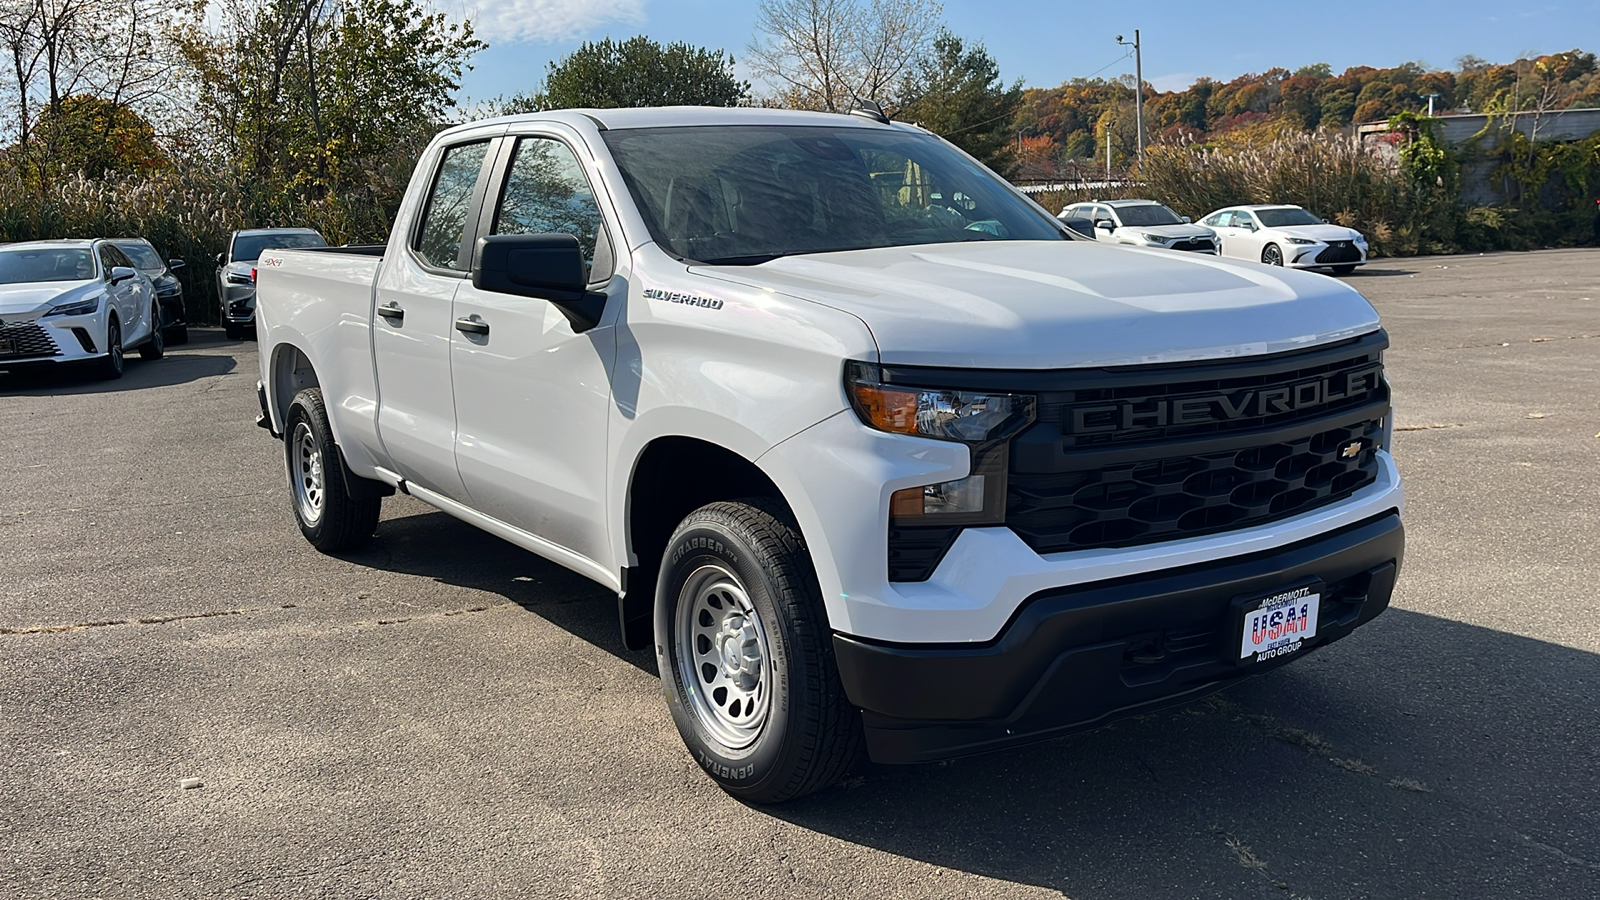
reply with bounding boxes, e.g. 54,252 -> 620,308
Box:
1287,242 -> 1367,269
0,310 -> 108,367
222,283 -> 256,324
834,510 -> 1403,764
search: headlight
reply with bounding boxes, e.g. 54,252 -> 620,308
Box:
1141,233 -> 1172,244
1354,235 -> 1368,245
1286,237 -> 1318,245
847,362 -> 1035,524
43,296 -> 101,317
226,272 -> 252,285
845,361 -> 1035,443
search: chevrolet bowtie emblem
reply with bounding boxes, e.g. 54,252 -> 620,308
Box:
1339,440 -> 1365,459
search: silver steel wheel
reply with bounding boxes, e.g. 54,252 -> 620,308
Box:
675,564 -> 772,749
290,421 -> 326,526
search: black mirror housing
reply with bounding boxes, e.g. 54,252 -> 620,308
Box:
473,233 -> 605,332
169,259 -> 186,271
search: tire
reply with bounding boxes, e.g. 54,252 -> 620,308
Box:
283,387 -> 382,552
655,500 -> 863,803
1331,265 -> 1357,276
96,316 -> 124,380
1261,243 -> 1284,266
138,303 -> 165,360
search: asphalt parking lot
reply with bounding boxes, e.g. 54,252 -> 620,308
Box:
3,248 -> 1597,899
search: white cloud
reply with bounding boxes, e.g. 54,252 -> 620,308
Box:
459,0 -> 647,43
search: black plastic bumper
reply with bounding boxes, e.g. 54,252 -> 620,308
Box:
833,511 -> 1403,764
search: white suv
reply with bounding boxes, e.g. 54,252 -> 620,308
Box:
1061,199 -> 1218,253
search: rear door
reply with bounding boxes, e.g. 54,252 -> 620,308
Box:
448,130 -> 619,568
372,135 -> 500,499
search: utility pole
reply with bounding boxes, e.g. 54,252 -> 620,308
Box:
1117,30 -> 1144,167
1106,128 -> 1112,181
1424,92 -> 1441,117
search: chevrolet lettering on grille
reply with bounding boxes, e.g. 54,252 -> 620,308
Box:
1068,362 -> 1383,435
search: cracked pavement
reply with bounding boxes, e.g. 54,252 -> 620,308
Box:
2,248 -> 1598,899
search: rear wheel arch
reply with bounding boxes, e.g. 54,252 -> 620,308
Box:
619,436 -> 797,651
270,343 -> 320,434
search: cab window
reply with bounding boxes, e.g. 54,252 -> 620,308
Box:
414,140 -> 491,271
492,137 -> 609,280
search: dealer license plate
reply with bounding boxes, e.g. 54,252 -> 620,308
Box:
0,337 -> 15,356
1238,585 -> 1320,663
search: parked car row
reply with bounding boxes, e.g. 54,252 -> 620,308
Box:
0,239 -> 168,378
0,226 -> 332,378
1059,200 -> 1369,275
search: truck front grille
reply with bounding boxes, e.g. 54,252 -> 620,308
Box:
0,322 -> 62,360
883,331 -> 1389,580
1006,418 -> 1382,555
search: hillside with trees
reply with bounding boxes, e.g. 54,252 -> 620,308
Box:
1014,50 -> 1600,177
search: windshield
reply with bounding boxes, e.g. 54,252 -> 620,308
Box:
1114,204 -> 1184,227
0,247 -> 95,284
230,231 -> 326,262
113,242 -> 165,273
601,125 -> 1065,264
1256,208 -> 1323,227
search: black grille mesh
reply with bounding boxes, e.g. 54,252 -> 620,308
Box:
1007,419 -> 1382,555
0,322 -> 62,360
1316,242 -> 1362,264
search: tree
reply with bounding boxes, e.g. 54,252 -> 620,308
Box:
514,37 -> 748,111
178,0 -> 482,237
747,0 -> 943,112
898,31 -> 1021,172
30,93 -> 164,175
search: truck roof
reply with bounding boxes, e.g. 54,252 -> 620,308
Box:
448,106 -> 914,138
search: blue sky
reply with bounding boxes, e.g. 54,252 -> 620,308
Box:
452,0 -> 1597,104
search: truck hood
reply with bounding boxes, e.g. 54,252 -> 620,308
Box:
0,280 -> 98,317
693,240 -> 1380,368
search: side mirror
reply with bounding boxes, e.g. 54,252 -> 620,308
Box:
1321,217 -> 1329,224
214,253 -> 224,267
473,233 -> 604,332
1094,219 -> 1114,231
169,259 -> 186,271
1181,216 -> 1192,224
109,265 -> 136,285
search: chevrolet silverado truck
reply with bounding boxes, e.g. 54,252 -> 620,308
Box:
253,107 -> 1405,803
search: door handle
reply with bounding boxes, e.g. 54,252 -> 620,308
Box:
454,316 -> 489,336
376,302 -> 404,323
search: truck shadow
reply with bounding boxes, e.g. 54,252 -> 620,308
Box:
333,508 -> 1600,897
350,507 -> 654,673
765,610 -> 1600,898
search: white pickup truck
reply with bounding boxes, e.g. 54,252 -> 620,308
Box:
254,107 -> 1404,802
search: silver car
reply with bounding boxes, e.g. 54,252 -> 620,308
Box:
216,228 -> 326,339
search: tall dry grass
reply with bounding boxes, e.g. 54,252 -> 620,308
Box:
1034,131 -> 1456,257
0,159 -> 397,323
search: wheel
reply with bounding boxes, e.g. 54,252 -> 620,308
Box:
1261,244 -> 1284,266
96,316 -> 124,379
655,500 -> 863,803
1331,265 -> 1357,276
283,387 -> 382,552
138,302 -> 164,360
224,323 -> 244,340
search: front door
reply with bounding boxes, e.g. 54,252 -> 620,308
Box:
372,137 -> 497,500
450,134 -> 618,568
